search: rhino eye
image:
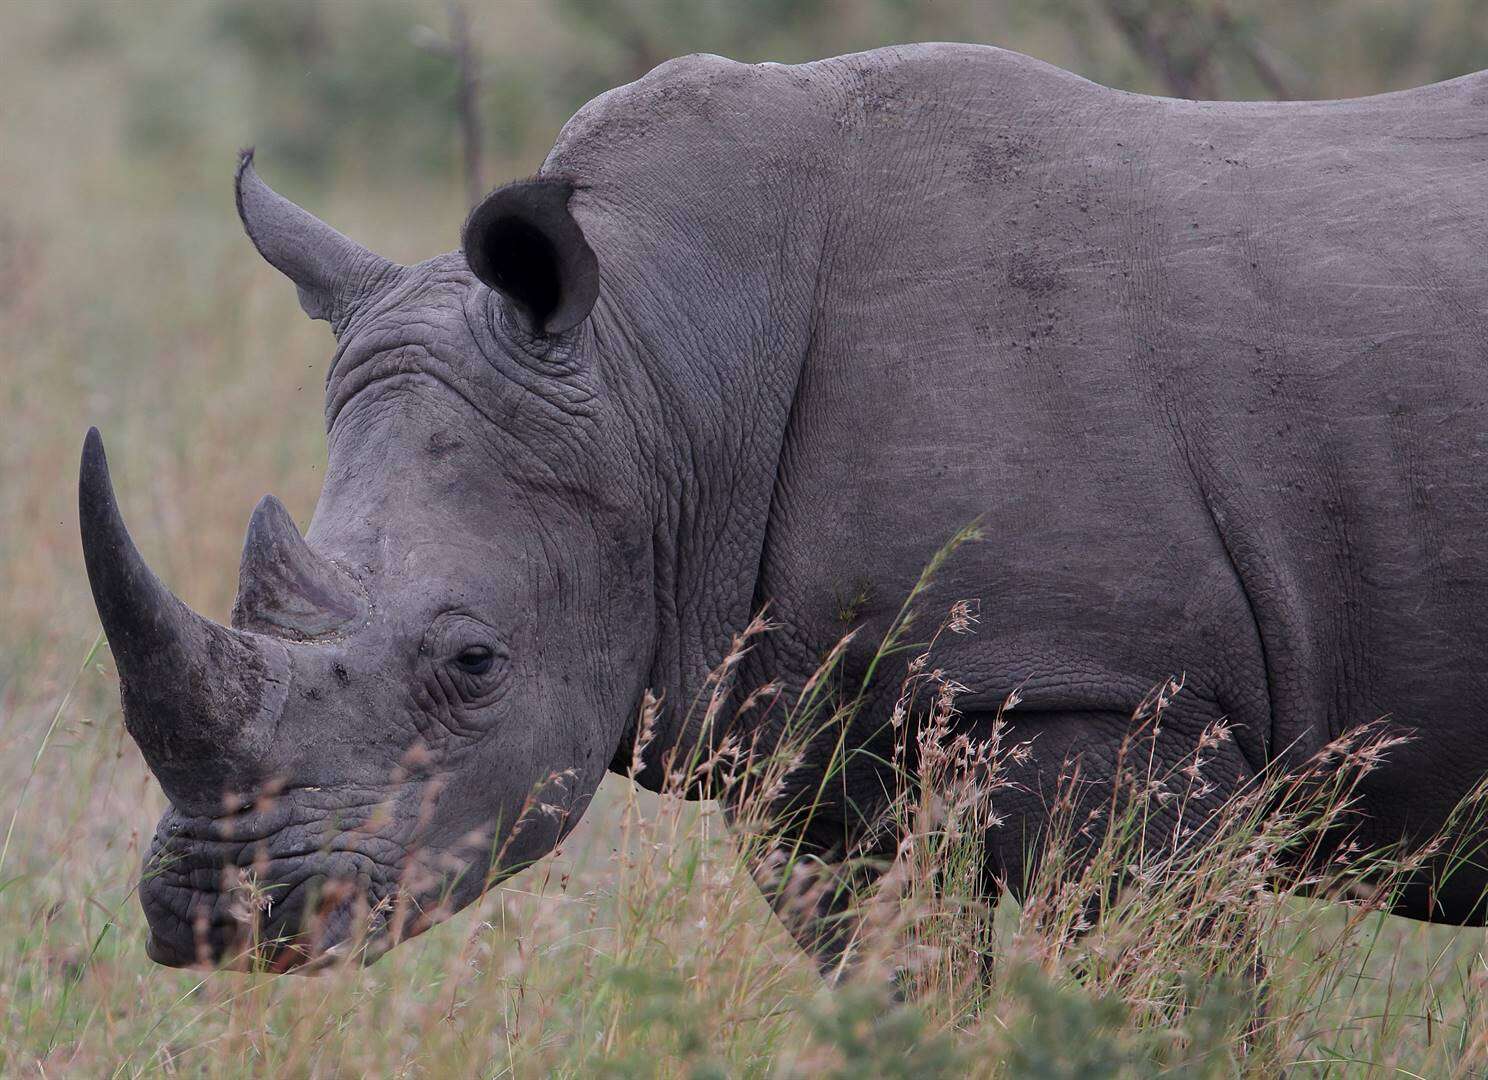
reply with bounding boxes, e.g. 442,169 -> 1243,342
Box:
452,646 -> 495,676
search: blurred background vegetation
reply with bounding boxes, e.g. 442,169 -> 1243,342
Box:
41,0 -> 1488,192
4,1 -> 1488,1072
7,0 -> 1488,692
26,0 -> 1488,191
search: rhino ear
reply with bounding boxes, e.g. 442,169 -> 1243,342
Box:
235,149 -> 398,332
462,178 -> 599,336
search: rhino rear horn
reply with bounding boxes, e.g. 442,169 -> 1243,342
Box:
78,428 -> 288,813
233,494 -> 363,639
235,149 -> 401,333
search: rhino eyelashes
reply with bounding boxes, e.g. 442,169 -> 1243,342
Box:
231,493 -> 365,641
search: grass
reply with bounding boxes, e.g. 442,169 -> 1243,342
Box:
9,545 -> 1488,1076
7,2 -> 1488,1076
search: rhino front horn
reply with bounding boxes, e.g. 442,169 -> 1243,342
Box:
78,428 -> 289,812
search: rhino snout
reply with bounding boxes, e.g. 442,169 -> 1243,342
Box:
138,800 -> 405,972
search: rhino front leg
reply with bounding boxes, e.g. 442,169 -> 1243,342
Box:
987,704 -> 1259,909
745,802 -> 1001,984
986,700 -> 1267,1019
749,838 -> 881,980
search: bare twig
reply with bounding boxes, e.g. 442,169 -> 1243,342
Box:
1102,0 -> 1296,101
414,2 -> 486,206
1101,0 -> 1220,99
1215,4 -> 1296,100
447,2 -> 484,205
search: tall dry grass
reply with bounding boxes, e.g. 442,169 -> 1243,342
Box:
13,561 -> 1488,1075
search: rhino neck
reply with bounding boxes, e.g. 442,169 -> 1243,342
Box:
542,55 -> 855,790
585,242 -> 822,789
555,81 -> 833,789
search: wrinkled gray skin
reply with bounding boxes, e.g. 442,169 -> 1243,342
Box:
82,44 -> 1488,972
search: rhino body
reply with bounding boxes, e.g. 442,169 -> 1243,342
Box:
81,44 -> 1488,970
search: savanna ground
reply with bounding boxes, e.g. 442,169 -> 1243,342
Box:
6,2 -> 1488,1075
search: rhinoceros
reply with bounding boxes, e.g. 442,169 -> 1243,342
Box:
80,42 -> 1488,971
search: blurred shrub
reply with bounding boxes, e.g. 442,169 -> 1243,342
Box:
46,1 -> 119,59
210,0 -> 461,178
117,0 -> 464,182
104,0 -> 1488,193
550,0 -> 872,104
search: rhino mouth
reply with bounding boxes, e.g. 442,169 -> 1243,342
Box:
138,794 -> 409,972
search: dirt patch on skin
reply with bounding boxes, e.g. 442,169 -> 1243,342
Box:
963,133 -> 1036,185
1003,247 -> 1068,299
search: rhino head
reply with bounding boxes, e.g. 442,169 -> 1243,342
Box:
81,153 -> 654,970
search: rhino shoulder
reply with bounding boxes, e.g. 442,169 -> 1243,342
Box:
545,53 -> 794,172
